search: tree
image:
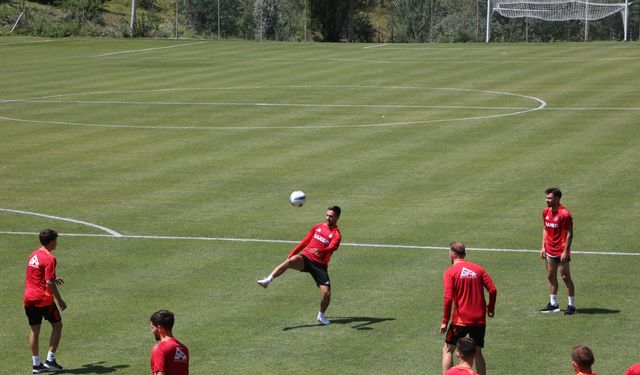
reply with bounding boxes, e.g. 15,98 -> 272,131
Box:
308,0 -> 374,41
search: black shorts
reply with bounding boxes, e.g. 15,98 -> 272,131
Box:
301,255 -> 330,287
25,303 -> 61,326
445,324 -> 486,348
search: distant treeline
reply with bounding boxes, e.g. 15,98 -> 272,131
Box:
2,0 -> 638,41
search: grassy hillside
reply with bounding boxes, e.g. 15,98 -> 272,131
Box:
0,0 -> 177,37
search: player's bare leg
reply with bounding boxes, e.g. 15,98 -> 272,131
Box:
319,285 -> 331,313
316,284 -> 331,325
559,261 -> 576,314
257,255 -> 304,288
540,257 -> 561,312
558,261 -> 574,296
545,258 -> 559,295
29,325 -> 41,356
475,347 -> 486,375
49,321 -> 62,353
442,343 -> 455,375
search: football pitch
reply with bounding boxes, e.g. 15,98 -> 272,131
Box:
1,37 -> 639,374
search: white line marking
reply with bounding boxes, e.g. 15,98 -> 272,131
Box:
95,42 -> 207,57
0,230 -> 636,256
2,98 -> 534,111
363,44 -> 389,49
0,39 -> 55,46
0,209 -> 122,237
0,86 -> 546,130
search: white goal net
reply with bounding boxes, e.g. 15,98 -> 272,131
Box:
486,0 -> 632,41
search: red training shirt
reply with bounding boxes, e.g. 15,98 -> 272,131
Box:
288,223 -> 341,266
24,247 -> 57,307
150,337 -> 189,375
445,366 -> 480,375
543,204 -> 573,257
442,259 -> 497,327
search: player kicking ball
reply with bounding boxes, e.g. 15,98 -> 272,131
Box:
257,206 -> 342,325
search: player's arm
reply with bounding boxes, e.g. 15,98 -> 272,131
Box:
540,228 -> 547,258
46,279 -> 67,311
288,227 -> 314,258
440,274 -> 453,333
561,228 -> 573,262
484,273 -> 497,318
316,232 -> 342,254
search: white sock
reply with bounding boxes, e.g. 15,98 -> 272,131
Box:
266,275 -> 273,283
550,295 -> 558,306
568,296 -> 575,307
47,352 -> 55,362
32,356 -> 41,366
318,311 -> 325,318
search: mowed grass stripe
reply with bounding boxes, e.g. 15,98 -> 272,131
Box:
2,39 -> 640,375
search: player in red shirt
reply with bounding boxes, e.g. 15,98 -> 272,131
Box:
539,187 -> 576,315
440,242 -> 497,375
572,345 -> 597,375
257,206 -> 342,325
445,337 -> 480,375
625,362 -> 640,375
150,310 -> 189,375
24,229 -> 67,374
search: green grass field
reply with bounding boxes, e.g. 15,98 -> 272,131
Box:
1,37 -> 639,374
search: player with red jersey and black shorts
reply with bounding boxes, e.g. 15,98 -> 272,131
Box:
440,242 -> 497,375
539,187 -> 576,315
150,310 -> 189,375
24,229 -> 67,374
257,206 -> 342,325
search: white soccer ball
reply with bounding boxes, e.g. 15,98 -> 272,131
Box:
289,190 -> 306,207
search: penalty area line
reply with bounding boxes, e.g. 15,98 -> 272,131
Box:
0,231 -> 637,256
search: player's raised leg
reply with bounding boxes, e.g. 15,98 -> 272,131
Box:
257,255 -> 304,288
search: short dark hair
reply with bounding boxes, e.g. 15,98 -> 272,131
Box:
39,229 -> 58,246
150,310 -> 175,331
328,205 -> 341,217
545,187 -> 562,198
456,337 -> 477,358
449,241 -> 466,258
572,345 -> 595,369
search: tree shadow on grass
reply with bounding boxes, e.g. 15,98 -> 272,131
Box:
61,362 -> 129,374
574,307 -> 620,315
283,316 -> 395,331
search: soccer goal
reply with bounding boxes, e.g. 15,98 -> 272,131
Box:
486,0 -> 632,42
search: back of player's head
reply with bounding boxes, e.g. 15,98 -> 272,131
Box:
545,187 -> 562,198
150,310 -> 175,331
39,229 -> 58,246
328,205 -> 341,217
449,241 -> 466,258
571,345 -> 595,369
456,337 -> 477,358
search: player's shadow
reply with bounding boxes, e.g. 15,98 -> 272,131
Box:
283,316 -> 395,331
574,307 -> 620,315
60,362 -> 129,374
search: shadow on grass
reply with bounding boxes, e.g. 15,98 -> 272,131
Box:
61,362 -> 129,374
574,307 -> 620,315
282,316 -> 395,331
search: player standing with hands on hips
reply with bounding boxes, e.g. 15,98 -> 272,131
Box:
23,229 -> 66,373
257,206 -> 341,325
539,187 -> 576,315
440,242 -> 497,375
